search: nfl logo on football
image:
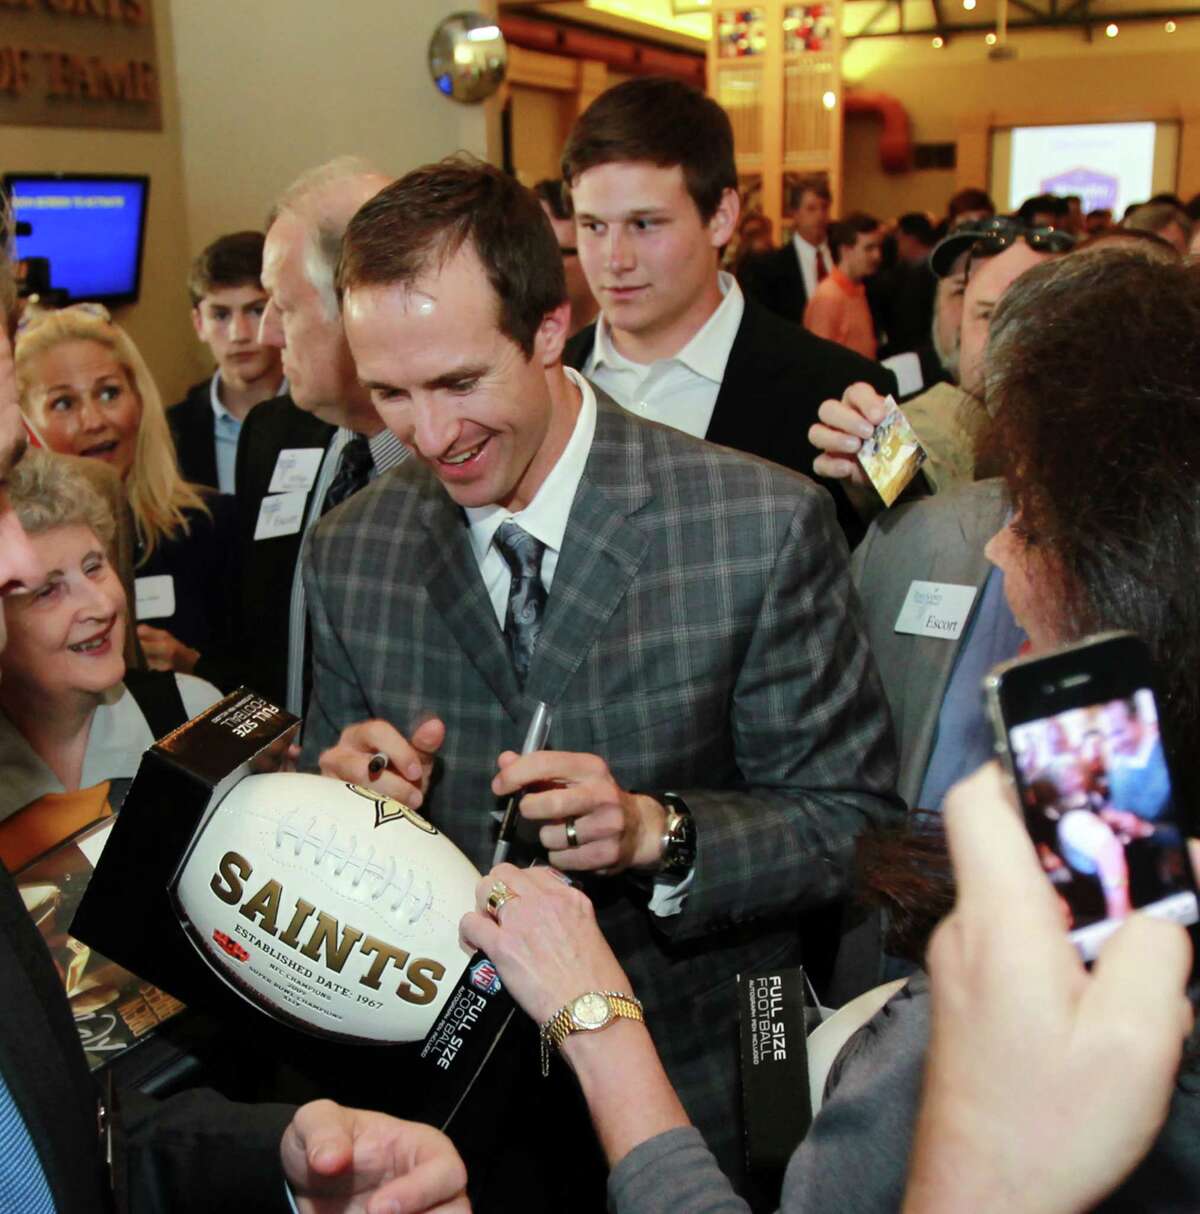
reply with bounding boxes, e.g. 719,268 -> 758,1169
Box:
470,958 -> 501,996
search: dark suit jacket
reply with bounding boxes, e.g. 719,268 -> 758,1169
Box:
301,392 -> 901,1186
167,379 -> 219,491
194,395 -> 335,702
738,242 -> 809,324
564,298 -> 898,545
0,861 -> 293,1213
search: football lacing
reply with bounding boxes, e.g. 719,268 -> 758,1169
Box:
274,810 -> 433,925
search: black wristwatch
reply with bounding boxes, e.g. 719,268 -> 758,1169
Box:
658,791 -> 697,875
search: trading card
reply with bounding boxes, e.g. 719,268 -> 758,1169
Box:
857,396 -> 927,507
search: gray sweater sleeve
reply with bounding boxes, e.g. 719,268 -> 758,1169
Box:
608,1127 -> 752,1214
607,981 -> 930,1214
780,974 -> 930,1213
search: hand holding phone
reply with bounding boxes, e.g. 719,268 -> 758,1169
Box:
985,631 -> 1198,959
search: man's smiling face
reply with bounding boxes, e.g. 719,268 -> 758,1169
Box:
343,241 -> 574,514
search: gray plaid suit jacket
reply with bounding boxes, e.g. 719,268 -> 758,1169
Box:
300,391 -> 901,1184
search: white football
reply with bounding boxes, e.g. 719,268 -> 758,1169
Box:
173,772 -> 480,1043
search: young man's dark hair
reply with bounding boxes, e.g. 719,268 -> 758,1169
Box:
896,212 -> 936,247
338,156 -> 566,358
947,187 -> 995,221
1016,193 -> 1069,228
532,178 -> 572,221
560,76 -> 736,224
187,230 -> 267,306
829,212 -> 880,263
789,172 -> 832,210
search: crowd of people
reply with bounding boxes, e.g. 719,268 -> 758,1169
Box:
1,72 -> 1198,1214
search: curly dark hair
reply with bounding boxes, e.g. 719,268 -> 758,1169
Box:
985,250 -> 1200,815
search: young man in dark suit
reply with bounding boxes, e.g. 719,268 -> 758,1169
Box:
558,78 -> 895,544
306,158 -> 900,1205
168,231 -> 285,493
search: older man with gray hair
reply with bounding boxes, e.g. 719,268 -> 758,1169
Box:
187,157 -> 408,712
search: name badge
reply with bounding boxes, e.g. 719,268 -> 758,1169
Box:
254,491 -> 308,540
135,574 -> 176,621
894,580 -> 978,641
268,448 -> 324,493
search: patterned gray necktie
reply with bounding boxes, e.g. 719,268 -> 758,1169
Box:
494,520 -> 547,687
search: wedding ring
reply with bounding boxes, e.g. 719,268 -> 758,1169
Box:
565,819 -> 580,848
486,879 -> 518,922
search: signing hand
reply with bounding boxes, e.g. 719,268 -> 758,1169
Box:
137,624 -> 200,673
460,864 -> 634,1026
492,750 -> 666,874
282,1099 -> 469,1214
902,764 -> 1193,1214
319,717 -> 446,810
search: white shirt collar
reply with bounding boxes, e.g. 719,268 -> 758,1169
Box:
590,272 -> 743,385
210,371 -> 290,424
209,371 -> 235,424
792,233 -> 829,258
464,367 -> 597,566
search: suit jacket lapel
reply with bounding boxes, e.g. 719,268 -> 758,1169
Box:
705,304 -> 766,452
526,394 -> 652,708
417,488 -> 523,723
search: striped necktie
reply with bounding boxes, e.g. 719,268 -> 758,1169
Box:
494,521 -> 547,688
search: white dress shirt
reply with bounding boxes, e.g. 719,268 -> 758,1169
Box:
792,233 -> 832,303
583,272 -> 745,438
464,367 -> 597,626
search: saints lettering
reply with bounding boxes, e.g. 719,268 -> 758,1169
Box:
209,850 -> 445,1007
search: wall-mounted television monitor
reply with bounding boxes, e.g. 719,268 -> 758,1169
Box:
4,173 -> 150,307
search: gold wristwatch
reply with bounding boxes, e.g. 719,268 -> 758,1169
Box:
539,990 -> 644,1076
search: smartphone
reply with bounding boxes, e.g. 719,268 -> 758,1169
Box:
985,631 -> 1198,960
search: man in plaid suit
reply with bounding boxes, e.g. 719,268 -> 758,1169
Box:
302,159 -> 900,1200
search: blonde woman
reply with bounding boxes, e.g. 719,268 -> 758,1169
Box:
0,449 -> 221,868
16,304 -> 237,674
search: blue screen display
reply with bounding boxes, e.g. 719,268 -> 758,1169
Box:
8,176 -> 148,303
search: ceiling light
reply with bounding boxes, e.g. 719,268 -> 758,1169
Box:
963,0 -> 977,11
1165,19 -> 1177,31
985,31 -> 997,43
822,90 -> 837,109
1105,21 -> 1118,35
932,34 -> 945,46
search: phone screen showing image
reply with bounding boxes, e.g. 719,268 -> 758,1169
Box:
1008,687 -> 1199,959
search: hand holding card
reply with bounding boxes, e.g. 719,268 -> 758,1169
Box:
856,396 -> 927,507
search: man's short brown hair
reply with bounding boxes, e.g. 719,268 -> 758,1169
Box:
561,77 -> 736,224
337,157 -> 566,358
789,173 -> 832,211
187,230 -> 266,307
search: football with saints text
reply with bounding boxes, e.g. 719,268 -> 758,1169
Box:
174,772 -> 481,1042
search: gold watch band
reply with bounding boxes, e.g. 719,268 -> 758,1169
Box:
539,990 -> 644,1076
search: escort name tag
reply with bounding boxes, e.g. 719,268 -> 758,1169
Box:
135,574 -> 176,621
254,491 -> 307,541
268,447 -> 324,494
894,580 -> 978,640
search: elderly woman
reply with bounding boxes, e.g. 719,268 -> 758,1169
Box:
462,250 -> 1200,1213
15,304 -> 236,673
0,450 -> 221,870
